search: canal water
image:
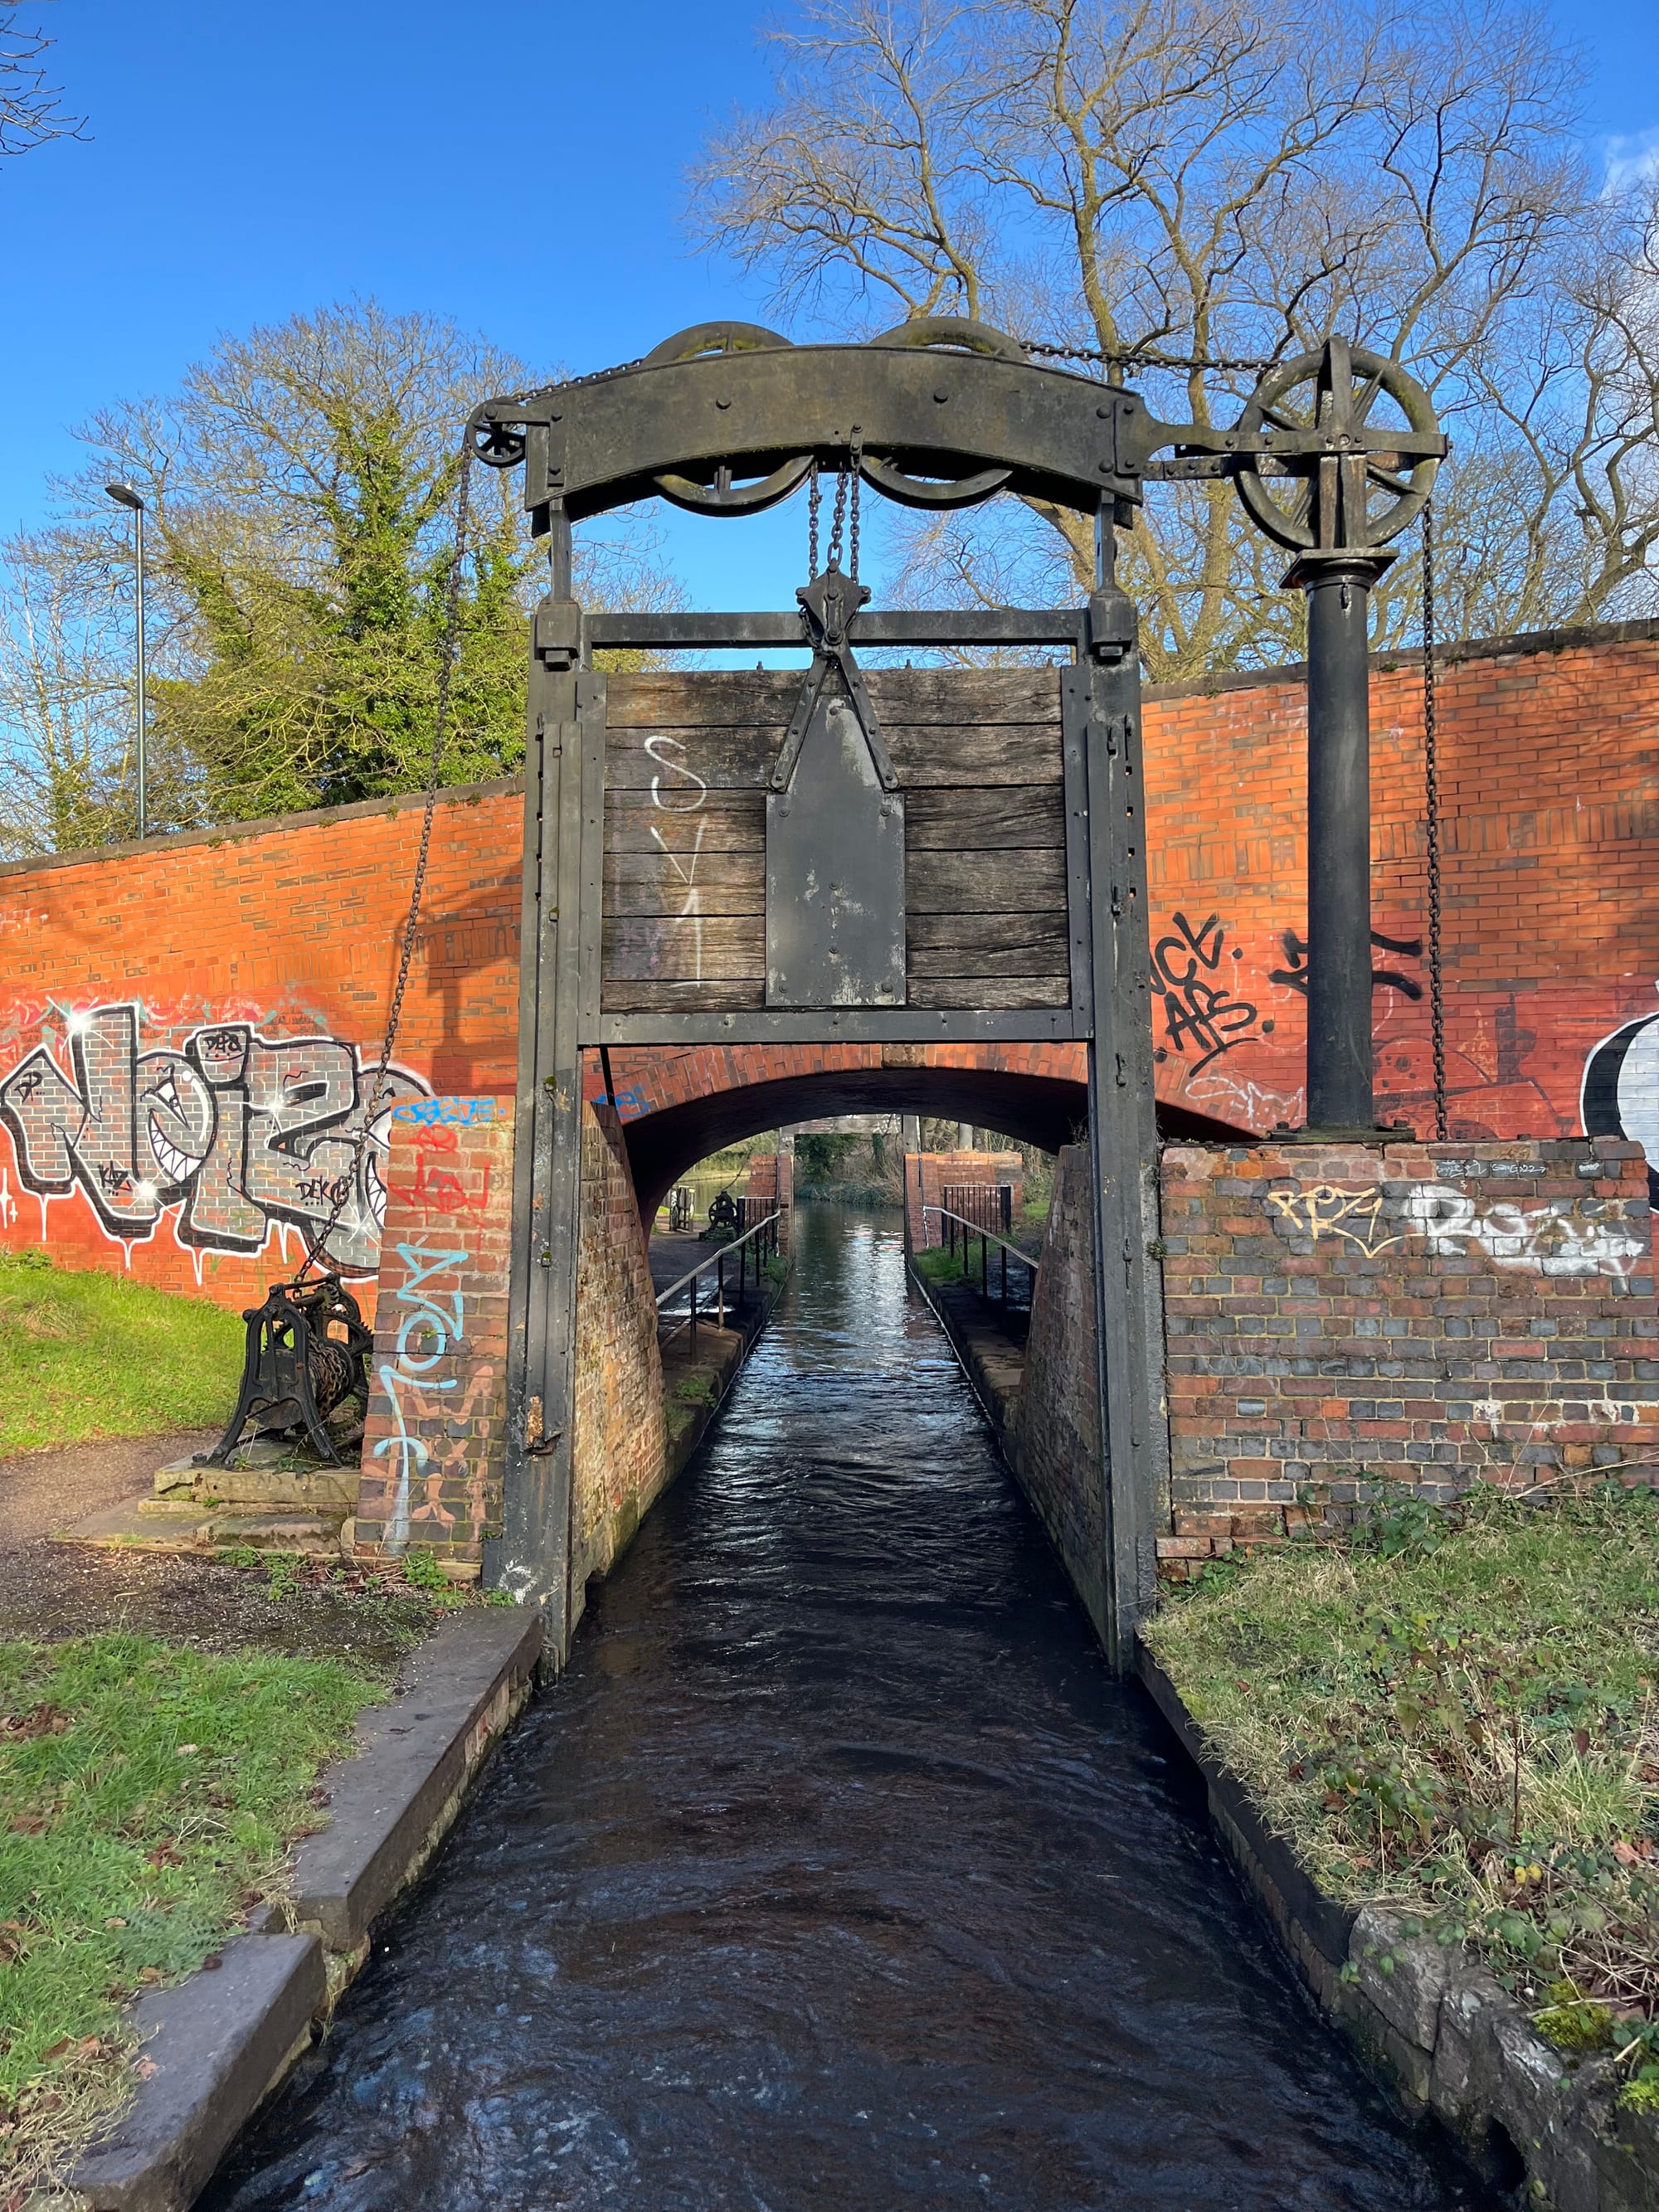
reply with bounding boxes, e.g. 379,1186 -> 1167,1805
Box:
208,1206 -> 1495,2211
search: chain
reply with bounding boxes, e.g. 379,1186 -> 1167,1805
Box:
808,464 -> 820,575
1022,338 -> 1274,376
294,448 -> 475,1281
825,453 -> 849,571
1422,499 -> 1447,1143
849,427 -> 863,584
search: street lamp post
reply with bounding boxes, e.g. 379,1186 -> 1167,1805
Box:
105,483 -> 147,839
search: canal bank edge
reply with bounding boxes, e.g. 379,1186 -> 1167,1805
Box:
71,1608 -> 542,2212
908,1242 -> 1659,2211
1138,1646 -> 1659,2212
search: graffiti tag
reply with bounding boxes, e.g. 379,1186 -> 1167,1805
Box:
1266,1179 -> 1647,1277
1268,927 -> 1425,1000
646,735 -> 707,985
1151,912 -> 1265,1074
0,1002 -> 431,1274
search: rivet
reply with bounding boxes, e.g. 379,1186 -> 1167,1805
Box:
933,388 -> 950,403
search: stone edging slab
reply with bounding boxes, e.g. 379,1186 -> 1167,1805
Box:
72,1607 -> 542,2211
1139,1643 -> 1659,2212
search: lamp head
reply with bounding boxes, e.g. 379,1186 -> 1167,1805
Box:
105,483 -> 144,512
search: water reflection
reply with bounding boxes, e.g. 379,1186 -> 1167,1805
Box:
207,1206 -> 1492,2211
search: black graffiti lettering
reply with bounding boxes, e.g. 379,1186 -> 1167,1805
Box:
98,1159 -> 134,1197
1270,927 -> 1424,999
1152,912 -> 1260,1074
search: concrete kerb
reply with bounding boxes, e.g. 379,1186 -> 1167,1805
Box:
72,1607 -> 543,2212
1138,1645 -> 1659,2212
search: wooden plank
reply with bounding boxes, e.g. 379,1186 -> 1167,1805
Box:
907,786 -> 1064,849
601,914 -> 763,981
603,850 -> 764,918
908,974 -> 1071,1009
907,912 -> 1068,958
907,848 -> 1068,911
909,944 -> 1068,980
603,724 -> 1061,791
602,792 -> 763,853
600,976 -> 765,1014
606,667 -> 1062,730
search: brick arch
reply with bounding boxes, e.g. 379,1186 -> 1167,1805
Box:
592,1043 -> 1245,1223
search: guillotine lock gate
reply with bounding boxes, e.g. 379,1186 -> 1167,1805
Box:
466,318 -> 1444,1666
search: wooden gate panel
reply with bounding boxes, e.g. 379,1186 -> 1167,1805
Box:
601,668 -> 1068,1014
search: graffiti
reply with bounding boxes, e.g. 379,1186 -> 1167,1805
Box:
1268,927 -> 1424,999
1264,1182 -> 1399,1255
392,1096 -> 497,1128
390,1123 -> 493,1228
371,1236 -> 495,1554
0,1002 -> 431,1275
594,1085 -> 648,1120
1186,1070 -> 1306,1131
647,735 -> 707,985
1267,1179 -> 1647,1277
1583,999 -> 1659,1199
1151,912 -> 1267,1073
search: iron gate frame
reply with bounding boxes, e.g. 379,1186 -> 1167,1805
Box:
469,320 -> 1443,1667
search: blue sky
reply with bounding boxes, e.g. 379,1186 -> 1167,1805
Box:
2,0 -> 1655,614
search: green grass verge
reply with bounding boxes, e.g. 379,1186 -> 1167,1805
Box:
911,1245 -> 969,1288
0,1250 -> 246,1454
1142,1482 -> 1659,2108
0,1632 -> 385,2191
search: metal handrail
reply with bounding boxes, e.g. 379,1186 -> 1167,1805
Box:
654,1208 -> 782,1308
921,1204 -> 1038,1271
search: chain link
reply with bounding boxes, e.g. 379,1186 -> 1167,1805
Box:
808,464 -> 820,575
849,427 -> 862,585
1422,500 -> 1447,1143
1022,338 -> 1274,376
294,448 -> 475,1281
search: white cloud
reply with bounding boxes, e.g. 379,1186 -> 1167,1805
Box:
1605,126 -> 1659,195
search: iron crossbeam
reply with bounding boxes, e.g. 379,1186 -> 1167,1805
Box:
585,608 -> 1085,650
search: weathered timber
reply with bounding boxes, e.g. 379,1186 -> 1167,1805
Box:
605,668 -> 1062,729
907,912 -> 1068,960
603,850 -> 764,917
906,787 -> 1065,849
603,793 -> 763,853
602,915 -> 765,980
604,724 -> 1061,791
911,975 -> 1071,1008
907,848 -> 1067,912
599,976 -> 762,1013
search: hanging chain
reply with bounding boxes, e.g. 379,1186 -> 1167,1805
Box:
1022,338 -> 1274,376
825,451 -> 849,571
294,448 -> 476,1282
848,427 -> 862,584
808,465 -> 820,575
1422,499 -> 1447,1143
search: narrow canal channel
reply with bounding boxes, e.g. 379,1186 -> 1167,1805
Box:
209,1206 -> 1496,2211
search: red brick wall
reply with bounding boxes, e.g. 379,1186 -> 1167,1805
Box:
1156,1135 -> 1659,1578
5,620 -> 1657,1309
1006,1144 -> 1107,1641
356,1096 -> 513,1571
571,1103 -> 667,1612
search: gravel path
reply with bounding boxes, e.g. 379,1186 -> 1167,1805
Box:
0,1432 -> 434,1665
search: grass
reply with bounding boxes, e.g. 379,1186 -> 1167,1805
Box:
1143,1481 -> 1659,2107
0,1632 -> 386,2195
911,1245 -> 970,1288
0,1250 -> 244,1454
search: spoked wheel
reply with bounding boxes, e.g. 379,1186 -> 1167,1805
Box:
645,323 -> 814,516
1233,338 -> 1441,552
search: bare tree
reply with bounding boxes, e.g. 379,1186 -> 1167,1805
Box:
691,0 -> 1659,674
2,3 -> 81,161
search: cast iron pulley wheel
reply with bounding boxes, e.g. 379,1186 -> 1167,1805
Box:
857,318 -> 1024,509
645,323 -> 815,516
468,415 -> 528,469
1233,339 -> 1442,552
